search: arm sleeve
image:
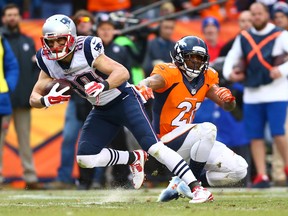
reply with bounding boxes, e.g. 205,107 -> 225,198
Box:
222,35 -> 243,80
3,38 -> 19,92
273,31 -> 288,76
35,49 -> 50,76
151,64 -> 175,93
207,67 -> 219,87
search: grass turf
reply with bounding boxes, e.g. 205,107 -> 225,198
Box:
0,187 -> 287,216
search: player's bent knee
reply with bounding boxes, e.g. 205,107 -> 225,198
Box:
199,122 -> 217,141
234,155 -> 248,181
206,153 -> 248,186
235,168 -> 247,181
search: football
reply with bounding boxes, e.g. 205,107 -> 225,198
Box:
273,53 -> 288,66
233,58 -> 246,73
44,79 -> 72,95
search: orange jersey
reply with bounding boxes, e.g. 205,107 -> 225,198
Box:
151,63 -> 219,138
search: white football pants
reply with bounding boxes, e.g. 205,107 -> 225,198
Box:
161,124 -> 248,186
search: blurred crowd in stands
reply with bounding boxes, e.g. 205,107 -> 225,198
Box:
1,0 -> 288,190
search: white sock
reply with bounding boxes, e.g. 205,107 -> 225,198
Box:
77,148 -> 129,168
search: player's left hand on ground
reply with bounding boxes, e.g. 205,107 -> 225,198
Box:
42,83 -> 71,107
136,85 -> 154,101
85,81 -> 105,97
215,87 -> 235,103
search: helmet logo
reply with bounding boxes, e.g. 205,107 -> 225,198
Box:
178,40 -> 187,47
94,42 -> 102,52
60,17 -> 71,28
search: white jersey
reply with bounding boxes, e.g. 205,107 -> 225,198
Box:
36,36 -> 128,106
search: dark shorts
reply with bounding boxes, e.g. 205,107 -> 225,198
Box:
77,87 -> 160,155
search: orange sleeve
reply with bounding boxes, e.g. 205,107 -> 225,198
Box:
151,63 -> 179,93
205,67 -> 219,89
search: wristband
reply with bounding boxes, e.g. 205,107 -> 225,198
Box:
40,96 -> 46,107
101,80 -> 110,91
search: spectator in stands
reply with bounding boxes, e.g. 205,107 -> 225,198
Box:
177,0 -> 238,21
0,4 -> 40,189
41,0 -> 73,19
202,17 -> 224,63
193,16 -> 224,125
159,2 -> 176,16
213,10 -> 253,187
220,10 -> 252,56
256,0 -> 278,17
0,35 -> 19,189
143,18 -> 176,75
223,2 -> 288,188
272,1 -> 288,30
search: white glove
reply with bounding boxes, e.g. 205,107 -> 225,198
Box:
42,83 -> 71,107
84,81 -> 105,97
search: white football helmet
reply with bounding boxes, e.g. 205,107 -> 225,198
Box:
41,14 -> 77,60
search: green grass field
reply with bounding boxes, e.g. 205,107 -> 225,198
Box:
0,187 -> 287,216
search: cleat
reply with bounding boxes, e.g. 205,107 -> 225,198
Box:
251,180 -> 270,188
189,186 -> 214,204
157,176 -> 182,202
177,181 -> 193,199
251,174 -> 270,188
129,150 -> 148,189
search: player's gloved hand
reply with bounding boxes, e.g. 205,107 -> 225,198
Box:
215,87 -> 235,103
136,85 -> 154,101
85,81 -> 105,97
42,83 -> 71,107
136,80 -> 154,101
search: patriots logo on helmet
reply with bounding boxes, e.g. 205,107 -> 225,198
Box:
60,17 -> 71,28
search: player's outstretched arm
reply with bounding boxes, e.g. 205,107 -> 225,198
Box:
136,74 -> 165,100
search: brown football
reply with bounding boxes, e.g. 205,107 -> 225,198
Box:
273,54 -> 288,66
233,58 -> 246,72
44,79 -> 72,95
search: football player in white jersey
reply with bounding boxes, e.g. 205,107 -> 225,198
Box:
29,14 -> 213,203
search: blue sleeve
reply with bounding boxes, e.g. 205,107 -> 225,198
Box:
3,38 -> 19,92
36,49 -> 50,76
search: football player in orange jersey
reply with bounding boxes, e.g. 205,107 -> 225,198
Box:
137,36 -> 248,202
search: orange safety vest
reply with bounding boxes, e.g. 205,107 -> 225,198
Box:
87,0 -> 131,12
241,30 -> 281,70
